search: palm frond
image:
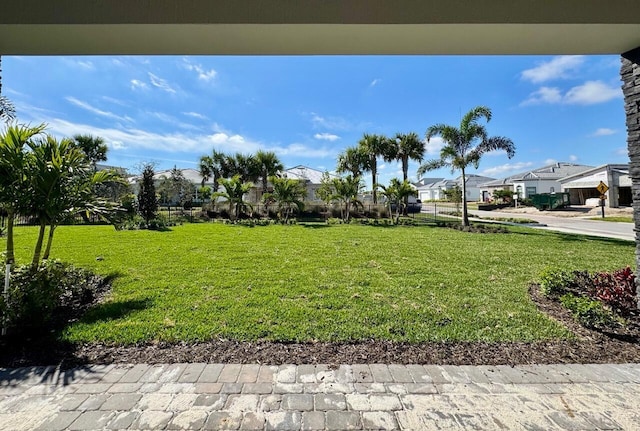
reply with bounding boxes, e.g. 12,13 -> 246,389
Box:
417,159 -> 450,176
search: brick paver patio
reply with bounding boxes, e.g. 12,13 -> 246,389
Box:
1,363 -> 639,430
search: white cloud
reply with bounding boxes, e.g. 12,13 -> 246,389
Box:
564,81 -> 621,105
101,96 -> 128,106
314,133 -> 340,141
182,58 -> 217,82
183,111 -> 207,120
109,140 -> 126,150
310,112 -> 351,131
370,78 -> 381,87
423,136 -> 445,155
569,155 -> 578,162
65,97 -> 132,122
130,79 -> 148,90
615,147 -> 628,156
544,158 -> 557,165
590,128 -> 617,137
521,55 -> 585,83
273,143 -> 333,159
64,59 -> 95,71
522,81 -> 621,106
521,87 -> 562,106
148,73 -> 176,93
481,162 -> 533,177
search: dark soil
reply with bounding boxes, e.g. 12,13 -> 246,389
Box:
1,284 -> 639,368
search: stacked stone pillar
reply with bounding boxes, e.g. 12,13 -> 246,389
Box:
622,49 -> 640,284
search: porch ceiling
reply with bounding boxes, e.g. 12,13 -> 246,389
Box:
2,0 -> 640,55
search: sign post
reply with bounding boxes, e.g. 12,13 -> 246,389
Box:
596,181 -> 609,219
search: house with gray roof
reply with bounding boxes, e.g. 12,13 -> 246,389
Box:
559,164 -> 631,207
479,162 -> 593,201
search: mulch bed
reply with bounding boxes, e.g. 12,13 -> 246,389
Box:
2,284 -> 639,368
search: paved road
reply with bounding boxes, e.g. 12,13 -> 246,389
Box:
1,363 -> 639,430
470,209 -> 635,241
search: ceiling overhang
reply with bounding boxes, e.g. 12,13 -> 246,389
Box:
2,0 -> 640,55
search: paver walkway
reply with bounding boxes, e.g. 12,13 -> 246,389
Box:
1,363 -> 639,430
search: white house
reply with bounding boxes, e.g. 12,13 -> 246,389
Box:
415,178 -> 454,201
559,164 -> 631,208
459,174 -> 495,202
280,165 -> 337,202
479,162 -> 593,201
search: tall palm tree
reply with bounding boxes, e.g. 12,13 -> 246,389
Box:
384,132 -> 424,214
336,146 -> 368,178
358,134 -> 387,204
255,150 -> 283,200
72,134 -> 108,168
384,132 -> 425,182
418,106 -> 515,226
199,149 -> 227,188
263,176 -> 306,222
0,56 -> 16,123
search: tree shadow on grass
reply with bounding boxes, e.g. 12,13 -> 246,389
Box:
511,229 -> 634,246
78,297 -> 153,325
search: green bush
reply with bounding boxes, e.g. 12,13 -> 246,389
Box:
539,267 -> 574,297
560,294 -> 617,329
0,260 -> 109,335
116,214 -> 177,231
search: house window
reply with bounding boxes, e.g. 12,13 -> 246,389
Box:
526,186 -> 537,196
550,187 -> 555,193
516,185 -> 523,197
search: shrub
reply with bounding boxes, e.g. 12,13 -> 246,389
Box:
593,266 -> 637,315
560,294 -> 617,329
539,267 -> 574,297
0,260 -> 109,335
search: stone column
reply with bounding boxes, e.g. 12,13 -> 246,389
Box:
621,49 -> 640,277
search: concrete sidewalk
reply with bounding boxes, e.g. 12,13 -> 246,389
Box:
1,363 -> 639,430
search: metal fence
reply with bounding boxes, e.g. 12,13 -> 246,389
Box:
1,202 -> 464,227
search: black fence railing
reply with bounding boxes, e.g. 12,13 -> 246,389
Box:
1,202 -> 464,227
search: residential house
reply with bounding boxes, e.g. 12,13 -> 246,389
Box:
559,164 -> 631,208
280,165 -> 337,202
415,178 -> 453,201
479,162 -> 593,201
460,174 -> 496,202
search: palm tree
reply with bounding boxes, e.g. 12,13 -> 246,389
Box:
330,175 -> 363,222
0,124 -> 46,267
72,134 -> 108,168
418,106 -> 515,226
263,176 -> 306,222
0,56 -> 16,123
358,134 -> 387,204
377,178 -> 417,224
384,132 -> 425,214
384,132 -> 425,182
213,175 -> 254,220
336,146 -> 369,178
27,135 -> 121,266
199,149 -> 227,187
255,150 -> 283,201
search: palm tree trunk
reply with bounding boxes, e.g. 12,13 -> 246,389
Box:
43,223 -> 56,260
402,156 -> 409,215
461,168 -> 469,226
371,161 -> 377,204
5,210 -> 15,266
31,222 -> 47,268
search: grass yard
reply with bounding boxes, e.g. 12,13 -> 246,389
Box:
3,223 -> 635,344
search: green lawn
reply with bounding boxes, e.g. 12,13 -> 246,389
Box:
3,223 -> 635,344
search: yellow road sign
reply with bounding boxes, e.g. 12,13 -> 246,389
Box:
597,181 -> 609,194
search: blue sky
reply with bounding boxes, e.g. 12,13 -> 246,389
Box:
3,55 -> 627,185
